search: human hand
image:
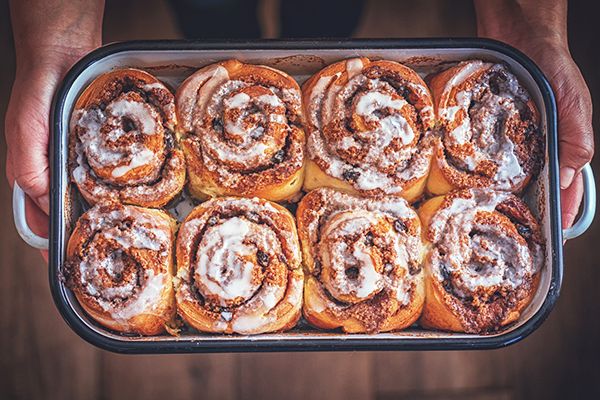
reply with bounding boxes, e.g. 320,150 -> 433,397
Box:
5,50 -> 92,261
474,0 -> 594,229
6,0 -> 104,260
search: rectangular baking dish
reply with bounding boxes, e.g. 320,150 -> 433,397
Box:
35,39 -> 578,353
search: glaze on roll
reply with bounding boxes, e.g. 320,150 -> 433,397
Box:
174,197 -> 303,334
418,188 -> 543,333
427,60 -> 543,194
176,60 -> 305,202
69,68 -> 186,208
297,188 -> 425,333
64,202 -> 177,335
302,58 -> 435,202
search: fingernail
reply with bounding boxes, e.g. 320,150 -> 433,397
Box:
36,194 -> 50,214
560,167 -> 576,189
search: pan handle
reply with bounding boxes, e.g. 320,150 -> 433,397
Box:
563,163 -> 596,241
12,182 -> 50,250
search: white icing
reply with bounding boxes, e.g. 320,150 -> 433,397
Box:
108,270 -> 167,321
428,189 -> 538,294
494,139 -> 525,189
106,98 -> 158,135
196,217 -> 257,303
257,94 -> 282,107
111,148 -> 156,178
355,91 -> 406,116
346,58 -> 364,78
142,82 -> 167,91
225,92 -> 251,109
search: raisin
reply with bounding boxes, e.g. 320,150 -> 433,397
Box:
122,117 -> 136,132
364,232 -> 374,246
271,149 -> 285,164
342,169 -> 360,182
440,263 -> 453,293
393,219 -> 407,233
212,118 -> 223,131
516,224 -> 532,238
164,131 -> 175,150
345,266 -> 359,280
409,262 -> 422,276
256,250 -> 269,267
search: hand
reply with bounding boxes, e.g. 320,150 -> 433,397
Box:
5,50 -> 89,261
6,0 -> 104,260
519,41 -> 593,228
474,0 -> 594,229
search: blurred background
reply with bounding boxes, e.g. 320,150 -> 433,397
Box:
1,0 -> 598,399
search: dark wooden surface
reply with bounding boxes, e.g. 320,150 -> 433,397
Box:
1,1 -> 598,399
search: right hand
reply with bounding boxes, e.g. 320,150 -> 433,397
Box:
5,48 -> 91,260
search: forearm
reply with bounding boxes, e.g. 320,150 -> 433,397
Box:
10,0 -> 105,70
474,0 -> 568,49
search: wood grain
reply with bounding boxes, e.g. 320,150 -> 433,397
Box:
1,0 -> 599,399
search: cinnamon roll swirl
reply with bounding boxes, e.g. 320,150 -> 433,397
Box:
418,189 -> 544,333
302,58 -> 435,202
174,197 -> 303,334
175,60 -> 305,202
64,202 -> 177,335
69,68 -> 186,208
427,60 -> 543,194
297,188 -> 425,333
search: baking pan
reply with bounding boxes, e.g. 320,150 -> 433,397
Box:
12,39 -> 597,353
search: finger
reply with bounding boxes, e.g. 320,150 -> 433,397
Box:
560,172 -> 584,229
24,192 -> 50,264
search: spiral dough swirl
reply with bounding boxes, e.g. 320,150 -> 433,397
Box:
176,60 -> 305,198
297,188 -> 425,333
303,58 -> 435,195
64,202 -> 175,335
175,197 -> 303,334
69,69 -> 185,207
423,188 -> 544,332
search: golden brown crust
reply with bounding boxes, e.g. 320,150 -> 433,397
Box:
418,189 -> 543,333
64,202 -> 177,335
174,197 -> 303,334
69,68 -> 186,208
297,188 -> 425,333
175,59 -> 306,202
302,58 -> 435,201
427,60 -> 543,195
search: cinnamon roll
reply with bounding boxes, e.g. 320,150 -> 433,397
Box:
64,202 -> 177,335
174,197 -> 303,334
302,58 -> 435,202
297,188 -> 425,333
427,60 -> 543,194
418,189 -> 544,333
69,68 -> 186,208
175,60 -> 305,202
